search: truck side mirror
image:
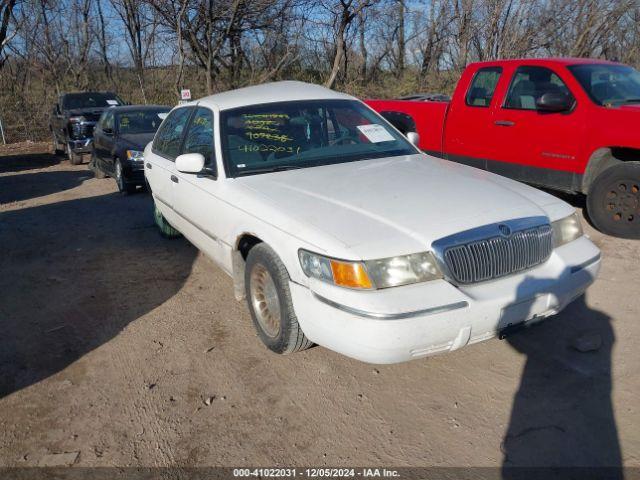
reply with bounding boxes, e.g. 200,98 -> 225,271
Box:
406,132 -> 420,147
103,128 -> 113,136
536,93 -> 573,113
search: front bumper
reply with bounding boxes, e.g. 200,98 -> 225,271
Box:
68,138 -> 93,154
122,159 -> 146,185
290,236 -> 601,364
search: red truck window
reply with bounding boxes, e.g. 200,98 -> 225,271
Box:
504,66 -> 574,110
466,67 -> 502,107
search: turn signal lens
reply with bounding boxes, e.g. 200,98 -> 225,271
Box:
330,260 -> 373,289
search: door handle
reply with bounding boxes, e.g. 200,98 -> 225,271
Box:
171,175 -> 179,183
494,120 -> 515,127
146,162 -> 152,169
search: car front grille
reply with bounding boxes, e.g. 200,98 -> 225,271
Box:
437,220 -> 553,285
70,122 -> 95,139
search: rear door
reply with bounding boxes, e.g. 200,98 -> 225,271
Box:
146,107 -> 194,213
488,65 -> 585,186
443,66 -> 504,169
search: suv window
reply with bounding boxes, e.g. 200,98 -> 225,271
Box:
505,66 -> 573,110
466,67 -> 502,107
103,111 -> 114,131
153,107 -> 192,160
183,107 -> 214,165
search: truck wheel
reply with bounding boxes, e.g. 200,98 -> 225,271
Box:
67,144 -> 82,165
245,243 -> 312,355
153,203 -> 181,238
587,162 -> 640,239
52,133 -> 64,155
115,160 -> 136,194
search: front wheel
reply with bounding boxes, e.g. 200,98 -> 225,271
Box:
245,243 -> 312,355
153,203 -> 181,238
115,159 -> 136,194
587,162 -> 640,239
67,144 -> 83,165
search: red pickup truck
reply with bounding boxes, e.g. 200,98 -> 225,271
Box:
367,58 -> 640,239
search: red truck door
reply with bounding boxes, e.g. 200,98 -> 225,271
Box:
443,66 -> 504,168
488,65 -> 585,188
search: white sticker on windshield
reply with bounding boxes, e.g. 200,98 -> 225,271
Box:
157,112 -> 168,120
357,124 -> 395,143
106,99 -> 119,106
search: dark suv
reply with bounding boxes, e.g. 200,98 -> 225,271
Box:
50,92 -> 126,164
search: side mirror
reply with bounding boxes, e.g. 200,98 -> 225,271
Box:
536,92 -> 573,113
176,153 -> 205,174
406,131 -> 420,147
103,128 -> 113,136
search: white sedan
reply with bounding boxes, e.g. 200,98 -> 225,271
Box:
144,81 -> 601,364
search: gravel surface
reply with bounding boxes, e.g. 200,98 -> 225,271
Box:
1,143 -> 638,468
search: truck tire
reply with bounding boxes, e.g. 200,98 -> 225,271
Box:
587,162 -> 640,239
67,144 -> 83,165
245,243 -> 312,355
52,133 -> 64,155
153,203 -> 182,238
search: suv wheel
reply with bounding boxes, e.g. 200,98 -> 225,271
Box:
115,159 -> 136,194
245,243 -> 312,354
587,162 -> 640,239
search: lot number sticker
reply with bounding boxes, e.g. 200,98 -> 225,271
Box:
357,124 -> 395,143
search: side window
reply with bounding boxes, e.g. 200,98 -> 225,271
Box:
104,112 -> 114,131
504,66 -> 573,110
153,107 -> 192,160
183,107 -> 215,165
466,67 -> 502,107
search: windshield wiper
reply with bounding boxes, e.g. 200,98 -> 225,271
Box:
236,165 -> 305,175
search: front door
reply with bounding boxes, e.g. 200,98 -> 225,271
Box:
489,65 -> 586,185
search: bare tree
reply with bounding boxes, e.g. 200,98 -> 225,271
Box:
0,0 -> 17,68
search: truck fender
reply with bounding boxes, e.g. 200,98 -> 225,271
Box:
582,147 -> 640,193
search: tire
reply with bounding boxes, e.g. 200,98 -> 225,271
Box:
90,152 -> 106,179
587,162 -> 640,239
115,159 -> 136,194
52,133 -> 64,155
244,243 -> 312,355
153,203 -> 181,238
67,144 -> 82,165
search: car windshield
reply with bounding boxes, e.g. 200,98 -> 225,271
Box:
63,93 -> 124,109
221,99 -> 417,177
118,110 -> 169,134
568,64 -> 640,106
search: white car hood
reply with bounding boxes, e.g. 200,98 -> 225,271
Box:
237,154 -> 573,259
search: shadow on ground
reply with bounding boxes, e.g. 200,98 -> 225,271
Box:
0,170 -> 96,204
0,191 -> 197,398
0,152 -> 63,174
502,271 -> 621,477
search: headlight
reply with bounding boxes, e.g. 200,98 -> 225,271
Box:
126,150 -> 144,161
298,249 -> 442,290
552,212 -> 583,247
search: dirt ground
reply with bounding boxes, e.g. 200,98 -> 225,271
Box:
0,142 -> 638,470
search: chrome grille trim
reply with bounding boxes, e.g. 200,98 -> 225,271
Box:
432,217 -> 553,285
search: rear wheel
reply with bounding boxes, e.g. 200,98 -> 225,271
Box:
587,162 -> 640,239
153,203 -> 181,238
67,144 -> 82,165
52,133 -> 64,155
91,152 -> 106,179
245,243 -> 312,355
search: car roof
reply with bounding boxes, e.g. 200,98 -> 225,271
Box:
108,105 -> 171,113
467,57 -> 623,69
194,81 -> 355,111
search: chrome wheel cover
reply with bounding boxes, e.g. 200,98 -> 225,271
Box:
249,263 -> 281,338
